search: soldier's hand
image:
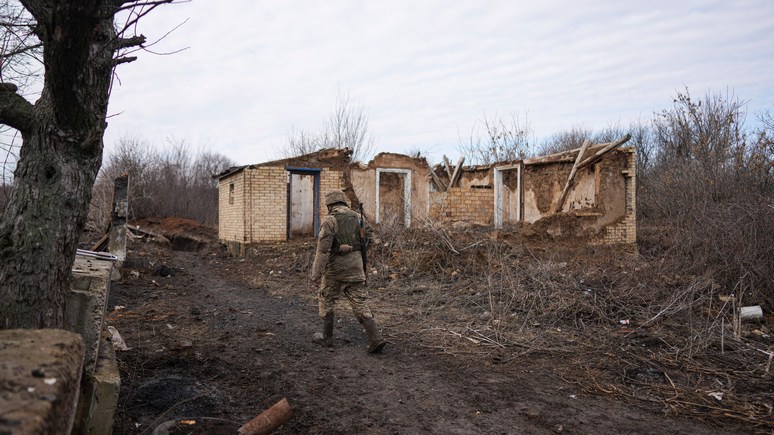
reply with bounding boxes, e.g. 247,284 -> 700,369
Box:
310,278 -> 321,291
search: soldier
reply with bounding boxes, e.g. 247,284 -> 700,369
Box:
310,189 -> 387,353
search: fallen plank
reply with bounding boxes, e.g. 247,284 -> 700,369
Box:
443,155 -> 454,180
90,232 -> 110,252
428,163 -> 447,191
576,134 -> 632,170
449,156 -> 465,188
553,139 -> 591,213
127,225 -> 163,239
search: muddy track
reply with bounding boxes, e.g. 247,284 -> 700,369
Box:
109,248 -> 737,434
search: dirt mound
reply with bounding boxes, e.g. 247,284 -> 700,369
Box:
521,211 -> 601,241
131,217 -> 216,251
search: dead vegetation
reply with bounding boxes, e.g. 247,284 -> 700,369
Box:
88,138 -> 234,231
105,212 -> 771,432
362,221 -> 773,430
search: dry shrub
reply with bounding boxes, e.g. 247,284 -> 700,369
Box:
370,219 -> 771,427
640,89 -> 774,310
88,137 -> 235,232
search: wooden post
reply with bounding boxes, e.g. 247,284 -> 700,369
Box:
448,157 -> 465,188
576,134 -> 631,170
553,140 -> 590,213
428,164 -> 447,191
443,156 -> 454,180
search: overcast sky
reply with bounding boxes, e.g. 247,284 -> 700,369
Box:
104,0 -> 774,165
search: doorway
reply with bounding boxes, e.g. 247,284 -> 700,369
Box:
286,167 -> 320,239
375,168 -> 412,227
494,164 -> 522,229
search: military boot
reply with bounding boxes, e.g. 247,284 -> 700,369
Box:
361,317 -> 387,353
313,313 -> 334,347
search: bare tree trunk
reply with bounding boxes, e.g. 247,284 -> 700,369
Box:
0,125 -> 103,328
0,1 -> 150,328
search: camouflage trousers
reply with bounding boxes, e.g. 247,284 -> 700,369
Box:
318,276 -> 374,320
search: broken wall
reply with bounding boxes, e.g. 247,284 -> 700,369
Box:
600,149 -> 636,244
351,153 -> 431,226
430,166 -> 496,225
428,146 -> 636,245
521,147 -> 635,243
430,187 -> 493,224
218,143 -> 636,248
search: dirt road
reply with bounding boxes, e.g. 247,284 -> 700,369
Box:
107,234 -> 744,434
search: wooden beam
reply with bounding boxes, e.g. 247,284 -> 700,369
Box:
428,164 -> 447,191
90,233 -> 110,252
576,134 -> 631,170
443,155 -> 454,180
553,139 -> 591,213
523,154 -> 576,166
448,157 -> 465,188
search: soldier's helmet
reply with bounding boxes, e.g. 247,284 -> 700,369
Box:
324,189 -> 349,207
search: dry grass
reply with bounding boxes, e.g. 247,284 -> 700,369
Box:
367,221 -> 773,430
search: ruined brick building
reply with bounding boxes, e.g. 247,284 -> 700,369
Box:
216,137 -> 636,252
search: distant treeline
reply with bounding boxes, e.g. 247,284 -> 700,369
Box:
88,137 -> 235,230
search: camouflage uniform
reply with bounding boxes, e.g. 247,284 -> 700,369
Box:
310,190 -> 386,353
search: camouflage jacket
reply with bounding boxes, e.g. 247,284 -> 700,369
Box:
310,204 -> 374,282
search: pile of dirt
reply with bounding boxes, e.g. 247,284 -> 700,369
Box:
131,217 -> 216,251
520,211 -> 602,241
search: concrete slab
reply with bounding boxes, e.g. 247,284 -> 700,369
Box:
0,329 -> 85,435
67,255 -> 114,376
72,331 -> 120,435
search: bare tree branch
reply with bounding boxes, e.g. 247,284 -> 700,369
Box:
114,0 -> 180,13
115,35 -> 145,50
113,55 -> 138,66
115,1 -> 173,36
0,82 -> 33,132
0,41 -> 41,60
283,90 -> 375,160
459,112 -> 532,165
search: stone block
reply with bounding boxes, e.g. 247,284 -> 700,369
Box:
0,329 -> 85,435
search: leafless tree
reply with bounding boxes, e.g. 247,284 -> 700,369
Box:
538,125 -> 592,155
626,120 -> 655,175
640,88 -> 774,309
89,137 -> 234,230
286,126 -> 324,157
0,0 -> 178,329
285,90 -> 375,161
458,112 -> 532,165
